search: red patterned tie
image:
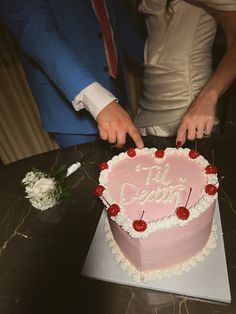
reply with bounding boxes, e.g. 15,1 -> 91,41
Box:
92,0 -> 118,79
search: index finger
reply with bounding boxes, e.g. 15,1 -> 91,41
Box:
176,122 -> 187,147
127,127 -> 144,149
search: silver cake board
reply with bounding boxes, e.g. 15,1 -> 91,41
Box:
81,201 -> 231,303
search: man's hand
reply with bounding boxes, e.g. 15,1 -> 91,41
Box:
97,100 -> 144,149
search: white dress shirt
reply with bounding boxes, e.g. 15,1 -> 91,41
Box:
72,82 -> 117,120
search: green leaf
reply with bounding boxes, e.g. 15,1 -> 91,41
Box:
31,166 -> 41,173
50,164 -> 67,179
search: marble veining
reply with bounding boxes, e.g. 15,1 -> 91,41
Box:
0,138 -> 235,314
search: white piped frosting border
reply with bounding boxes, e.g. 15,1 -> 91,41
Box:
104,217 -> 218,282
99,147 -> 218,239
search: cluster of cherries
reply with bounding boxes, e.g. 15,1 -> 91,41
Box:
188,149 -> 219,196
95,183 -> 147,231
155,147 -> 219,198
95,146 -> 220,232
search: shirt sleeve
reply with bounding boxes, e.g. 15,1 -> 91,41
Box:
72,82 -> 117,120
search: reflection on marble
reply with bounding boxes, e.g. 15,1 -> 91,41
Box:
0,137 -> 236,314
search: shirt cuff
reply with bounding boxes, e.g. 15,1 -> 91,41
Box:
72,82 -> 117,120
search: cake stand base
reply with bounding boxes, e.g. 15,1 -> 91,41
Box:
81,201 -> 231,303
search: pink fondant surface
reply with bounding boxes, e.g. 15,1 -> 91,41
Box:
107,152 -> 207,221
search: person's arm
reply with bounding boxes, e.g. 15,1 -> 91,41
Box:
176,10 -> 236,146
0,0 -> 96,100
96,1 -> 144,149
73,82 -> 143,148
0,0 -> 144,148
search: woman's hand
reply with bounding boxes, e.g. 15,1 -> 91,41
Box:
176,9 -> 236,147
176,90 -> 217,146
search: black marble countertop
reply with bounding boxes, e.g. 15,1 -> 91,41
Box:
0,136 -> 235,314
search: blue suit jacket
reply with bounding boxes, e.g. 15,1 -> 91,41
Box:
1,0 -> 144,134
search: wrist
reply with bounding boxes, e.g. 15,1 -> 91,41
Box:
198,87 -> 219,107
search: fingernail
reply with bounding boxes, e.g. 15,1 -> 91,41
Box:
176,141 -> 182,148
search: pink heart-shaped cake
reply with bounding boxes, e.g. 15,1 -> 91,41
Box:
97,147 -> 218,281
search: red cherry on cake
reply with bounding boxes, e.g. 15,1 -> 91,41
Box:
176,187 -> 192,220
205,164 -> 218,174
127,147 -> 136,157
133,219 -> 147,232
99,162 -> 108,171
176,206 -> 190,220
155,149 -> 165,158
95,184 -> 105,196
189,149 -> 200,159
108,204 -> 120,217
205,184 -> 218,195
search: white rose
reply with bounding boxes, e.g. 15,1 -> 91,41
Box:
32,178 -> 56,195
22,165 -> 71,211
29,196 -> 57,211
25,177 -> 60,211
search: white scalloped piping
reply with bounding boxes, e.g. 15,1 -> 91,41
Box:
99,147 -> 218,239
104,218 -> 218,282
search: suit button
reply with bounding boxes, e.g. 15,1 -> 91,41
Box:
97,32 -> 103,39
103,66 -> 109,72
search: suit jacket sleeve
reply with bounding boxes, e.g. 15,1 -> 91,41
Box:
0,0 -> 97,101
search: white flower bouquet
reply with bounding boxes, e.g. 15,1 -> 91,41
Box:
22,162 -> 81,211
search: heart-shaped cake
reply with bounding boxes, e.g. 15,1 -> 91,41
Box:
97,147 -> 218,281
